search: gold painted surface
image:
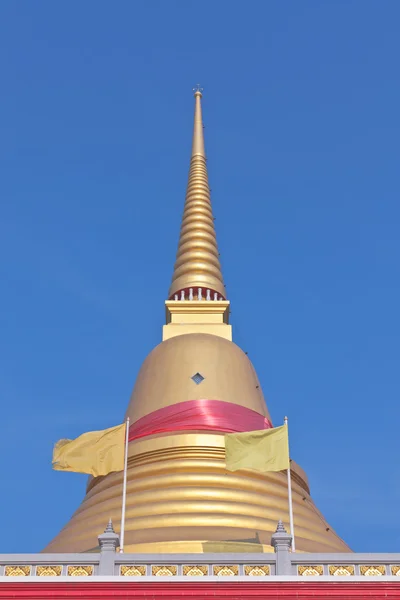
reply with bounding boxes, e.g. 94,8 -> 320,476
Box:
298,565 -> 324,576
329,565 -> 354,576
36,566 -> 62,576
391,566 -> 400,576
67,566 -> 93,576
183,565 -> 208,576
360,565 -> 386,576
124,333 -> 271,422
5,566 -> 31,577
152,566 -> 177,576
191,90 -> 205,156
163,300 -> 232,341
91,431 -> 308,494
163,321 -> 232,341
120,565 -> 146,576
45,430 -> 349,554
165,300 -> 230,322
168,90 -> 225,299
213,565 -> 239,576
245,565 -> 270,576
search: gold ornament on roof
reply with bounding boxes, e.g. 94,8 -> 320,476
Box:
329,565 -> 354,576
151,565 -> 177,576
244,565 -> 270,576
298,565 -> 324,576
36,565 -> 62,576
213,565 -> 239,576
5,566 -> 31,577
120,565 -> 146,576
360,565 -> 386,576
183,565 -> 208,576
67,565 -> 93,576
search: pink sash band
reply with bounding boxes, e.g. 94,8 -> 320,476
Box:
128,399 -> 272,442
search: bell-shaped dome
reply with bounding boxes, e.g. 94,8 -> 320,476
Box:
125,333 -> 271,423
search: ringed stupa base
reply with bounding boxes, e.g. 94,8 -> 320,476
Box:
46,431 -> 349,554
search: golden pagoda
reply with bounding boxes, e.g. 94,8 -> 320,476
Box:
45,89 -> 350,554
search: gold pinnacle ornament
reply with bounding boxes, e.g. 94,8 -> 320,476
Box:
168,85 -> 225,301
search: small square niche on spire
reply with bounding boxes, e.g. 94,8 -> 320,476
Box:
191,372 -> 205,385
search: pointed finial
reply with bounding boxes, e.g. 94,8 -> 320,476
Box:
276,520 -> 287,533
191,85 -> 205,157
271,519 -> 292,554
105,519 -> 115,533
98,519 -> 120,553
193,84 -> 203,97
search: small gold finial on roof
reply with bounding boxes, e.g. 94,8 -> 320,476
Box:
168,90 -> 225,300
191,85 -> 205,157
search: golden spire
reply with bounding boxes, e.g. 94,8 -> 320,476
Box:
168,87 -> 225,300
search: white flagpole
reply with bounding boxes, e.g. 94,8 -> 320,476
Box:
119,417 -> 129,553
284,416 -> 295,551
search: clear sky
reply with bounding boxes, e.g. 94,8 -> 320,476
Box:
1,0 -> 399,553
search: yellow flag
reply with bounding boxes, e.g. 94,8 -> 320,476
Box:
52,423 -> 126,477
225,425 -> 289,473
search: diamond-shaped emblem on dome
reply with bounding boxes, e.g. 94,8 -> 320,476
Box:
191,372 -> 204,385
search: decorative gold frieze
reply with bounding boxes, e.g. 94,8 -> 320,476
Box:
183,565 -> 208,576
5,566 -> 31,577
245,565 -> 270,576
36,565 -> 62,576
298,565 -> 324,576
360,565 -> 386,576
391,566 -> 400,576
67,565 -> 94,576
329,565 -> 354,576
152,565 -> 177,576
213,565 -> 239,576
120,565 -> 146,576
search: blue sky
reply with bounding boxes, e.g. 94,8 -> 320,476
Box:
1,1 -> 399,553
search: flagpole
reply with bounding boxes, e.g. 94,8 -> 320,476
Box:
284,416 -> 295,551
119,417 -> 129,553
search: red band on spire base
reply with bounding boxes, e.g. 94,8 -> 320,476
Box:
169,287 -> 225,301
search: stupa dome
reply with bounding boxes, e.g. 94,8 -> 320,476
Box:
125,333 -> 272,423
